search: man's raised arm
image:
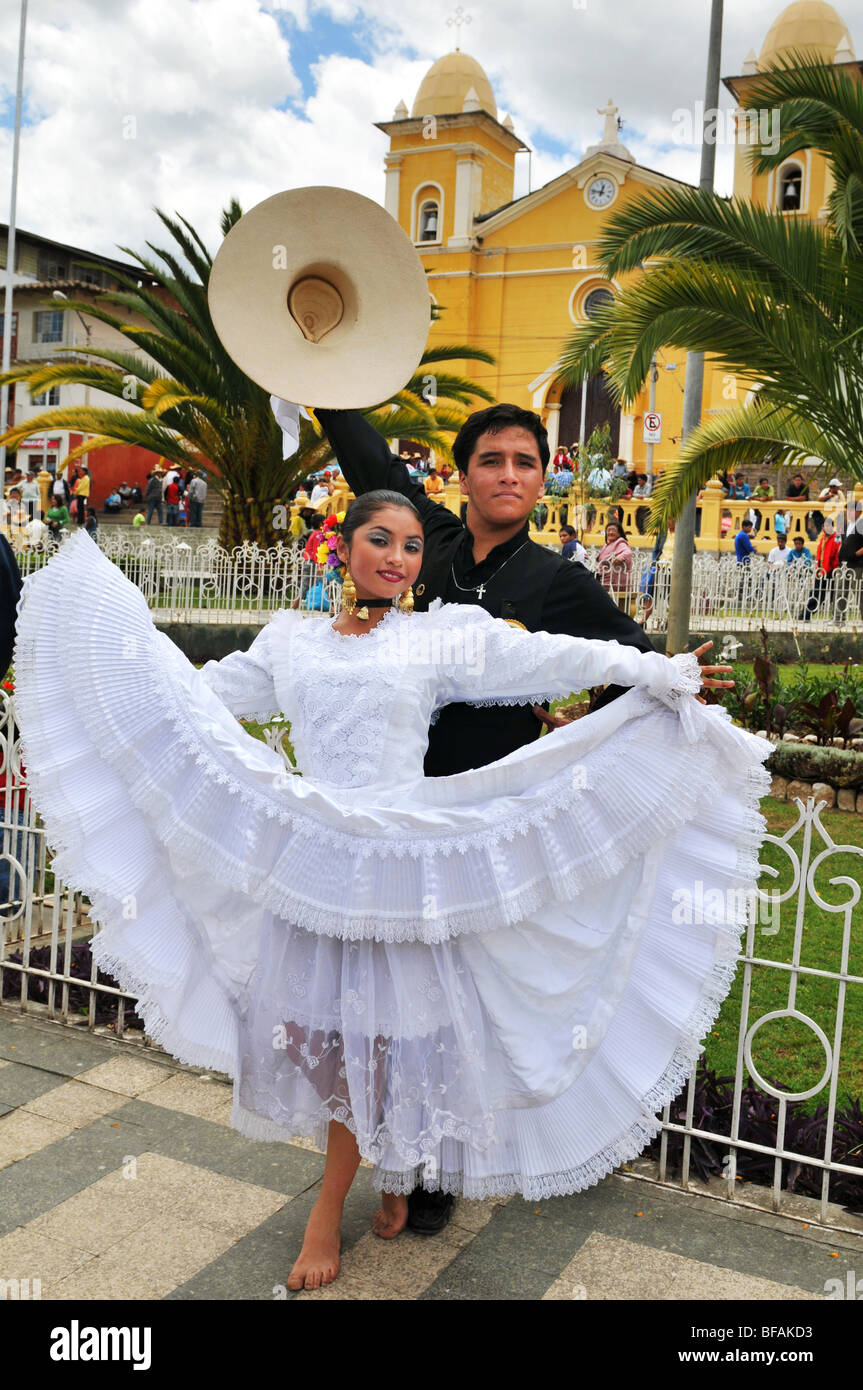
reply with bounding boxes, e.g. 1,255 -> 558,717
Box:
314,407 -> 461,539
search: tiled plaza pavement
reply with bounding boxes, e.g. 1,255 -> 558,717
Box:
1,1010 -> 861,1302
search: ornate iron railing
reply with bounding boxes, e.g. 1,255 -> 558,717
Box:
4,529 -> 862,632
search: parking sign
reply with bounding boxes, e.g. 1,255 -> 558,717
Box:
643,412 -> 662,443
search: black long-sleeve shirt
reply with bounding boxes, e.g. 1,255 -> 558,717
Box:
315,408 -> 656,775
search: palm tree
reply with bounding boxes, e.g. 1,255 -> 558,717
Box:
0,201 -> 496,547
556,53 -> 863,531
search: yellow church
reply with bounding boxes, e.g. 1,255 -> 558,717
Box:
375,0 -> 855,472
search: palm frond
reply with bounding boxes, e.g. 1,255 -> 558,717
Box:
647,403 -> 842,530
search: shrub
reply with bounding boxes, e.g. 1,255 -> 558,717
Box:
767,741 -> 863,789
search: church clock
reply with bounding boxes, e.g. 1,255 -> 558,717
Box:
586,177 -> 616,208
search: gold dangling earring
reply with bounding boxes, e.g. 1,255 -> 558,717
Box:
341,570 -> 357,616
398,586 -> 414,614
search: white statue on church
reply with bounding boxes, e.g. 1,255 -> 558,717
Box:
597,98 -> 620,145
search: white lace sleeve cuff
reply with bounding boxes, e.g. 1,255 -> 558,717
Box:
644,650 -> 703,706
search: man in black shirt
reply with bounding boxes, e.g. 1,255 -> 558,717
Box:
314,401 -> 658,1231
785,473 -> 810,501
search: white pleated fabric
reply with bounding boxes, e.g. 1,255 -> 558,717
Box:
13,530 -> 772,1199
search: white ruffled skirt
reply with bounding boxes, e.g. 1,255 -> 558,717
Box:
12,533 -> 772,1198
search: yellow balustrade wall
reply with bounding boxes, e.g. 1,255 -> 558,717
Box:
313,477 -> 863,554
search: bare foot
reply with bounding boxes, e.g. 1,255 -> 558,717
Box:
372,1191 -> 408,1239
287,1198 -> 342,1290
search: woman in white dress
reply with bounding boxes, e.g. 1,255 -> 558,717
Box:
11,490 -> 770,1291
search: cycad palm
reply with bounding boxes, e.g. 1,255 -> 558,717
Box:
556,52 -> 863,531
0,200 -> 495,547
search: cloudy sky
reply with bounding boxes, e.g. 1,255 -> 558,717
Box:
1,0 -> 862,268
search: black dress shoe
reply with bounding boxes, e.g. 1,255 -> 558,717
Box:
406,1186 -> 455,1235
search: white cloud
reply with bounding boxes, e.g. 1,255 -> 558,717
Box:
0,0 -> 861,267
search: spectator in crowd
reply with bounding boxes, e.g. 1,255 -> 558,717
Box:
596,520 -> 633,611
424,468 -> 445,497
611,458 -> 629,481
144,472 -> 164,525
838,507 -> 863,569
71,465 -> 90,527
818,478 -> 846,531
731,473 -> 751,500
734,518 -> 757,563
785,471 -> 818,537
632,474 -> 652,498
802,519 -> 841,620
2,488 -> 27,542
587,460 -> 613,493
51,471 -> 71,509
45,498 -> 70,538
767,534 -> 789,565
752,477 -> 774,501
20,471 -> 41,518
84,505 -> 98,537
186,472 -> 207,528
164,475 -> 180,526
549,459 -> 574,495
558,524 -> 587,564
104,488 -> 123,513
310,474 -> 332,508
735,517 -> 757,603
787,535 -> 813,566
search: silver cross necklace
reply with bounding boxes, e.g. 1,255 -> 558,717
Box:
450,539 -> 530,601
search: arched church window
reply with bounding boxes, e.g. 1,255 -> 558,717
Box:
778,164 -> 802,212
583,287 -> 614,319
418,201 -> 440,242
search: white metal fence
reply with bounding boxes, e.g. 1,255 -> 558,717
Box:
7,529 -> 863,632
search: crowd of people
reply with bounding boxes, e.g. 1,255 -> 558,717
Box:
0,462 -> 209,544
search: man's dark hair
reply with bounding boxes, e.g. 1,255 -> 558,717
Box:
742,519 -> 753,529
559,524 -> 576,539
452,403 -> 549,474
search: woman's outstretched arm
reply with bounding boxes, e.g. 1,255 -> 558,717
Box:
197,618 -> 283,721
433,607 -> 730,709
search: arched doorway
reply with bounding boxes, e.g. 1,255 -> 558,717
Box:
557,372 -> 620,453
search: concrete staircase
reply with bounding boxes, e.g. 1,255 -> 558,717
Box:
97,492 -> 223,534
